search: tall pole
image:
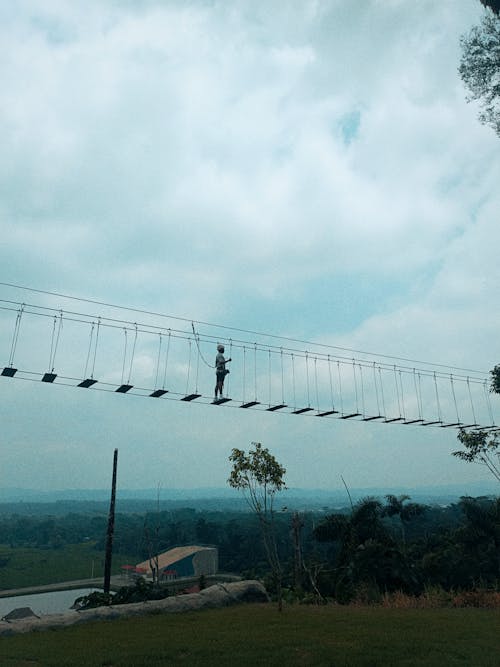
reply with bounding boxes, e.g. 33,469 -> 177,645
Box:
103,448 -> 118,594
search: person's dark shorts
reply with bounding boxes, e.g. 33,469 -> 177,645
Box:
216,370 -> 229,382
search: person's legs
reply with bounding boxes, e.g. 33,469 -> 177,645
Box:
215,372 -> 224,397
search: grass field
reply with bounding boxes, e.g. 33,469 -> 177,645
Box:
0,543 -> 134,590
2,603 -> 499,666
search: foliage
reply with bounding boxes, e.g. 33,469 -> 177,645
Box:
313,495 -> 500,603
480,0 -> 500,15
1,496 -> 499,606
314,497 -> 421,602
228,442 -> 287,610
453,428 -> 500,483
2,604 -> 500,666
73,577 -> 170,610
490,364 -> 500,393
459,11 -> 500,137
228,442 -> 287,513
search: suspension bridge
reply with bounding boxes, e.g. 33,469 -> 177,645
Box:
0,283 -> 498,432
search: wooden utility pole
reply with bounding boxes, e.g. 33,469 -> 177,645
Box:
103,448 -> 118,594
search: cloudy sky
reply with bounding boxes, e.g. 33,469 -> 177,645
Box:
1,0 -> 499,495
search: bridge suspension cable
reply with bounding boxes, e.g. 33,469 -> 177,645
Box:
0,291 -> 498,433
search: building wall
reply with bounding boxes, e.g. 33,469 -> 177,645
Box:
159,548 -> 218,579
192,548 -> 218,575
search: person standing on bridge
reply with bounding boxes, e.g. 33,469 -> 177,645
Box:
215,344 -> 231,399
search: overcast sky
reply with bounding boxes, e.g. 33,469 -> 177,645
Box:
1,0 -> 499,495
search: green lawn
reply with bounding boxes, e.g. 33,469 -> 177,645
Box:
1,604 -> 499,666
0,543 -> 134,590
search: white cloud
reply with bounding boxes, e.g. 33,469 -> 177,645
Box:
0,0 -> 498,491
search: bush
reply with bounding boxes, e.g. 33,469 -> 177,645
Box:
73,578 -> 170,610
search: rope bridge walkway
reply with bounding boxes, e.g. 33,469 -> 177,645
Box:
0,288 -> 498,433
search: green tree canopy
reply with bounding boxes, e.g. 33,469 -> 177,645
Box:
490,364 -> 500,394
453,428 -> 500,483
228,442 -> 287,609
459,10 -> 500,137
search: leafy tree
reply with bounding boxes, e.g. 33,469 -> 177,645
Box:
459,9 -> 500,137
490,364 -> 500,394
384,494 -> 426,550
453,429 -> 500,483
314,498 -> 416,602
228,442 -> 287,610
457,496 -> 500,582
480,0 -> 500,15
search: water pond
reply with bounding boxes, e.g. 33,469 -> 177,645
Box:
0,588 -> 102,618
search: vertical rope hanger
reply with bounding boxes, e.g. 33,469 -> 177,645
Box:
116,325 -> 134,393
240,343 -> 260,408
359,364 -> 365,417
483,379 -> 495,426
361,362 -> 382,421
266,347 -> 286,410
373,362 -> 381,416
398,370 -> 406,421
353,360 -> 359,414
292,352 -> 313,413
83,321 -> 95,379
91,318 -> 101,380
412,369 -> 421,420
7,304 -> 24,369
406,368 -> 424,423
127,324 -> 138,386
182,335 -> 201,401
317,353 -> 338,416
424,371 -> 443,424
254,343 -> 258,403
225,339 -> 233,396
328,355 -> 335,412
194,337 -> 200,394
378,365 -> 387,418
154,333 -> 163,390
314,357 -> 320,413
185,339 -> 192,395
281,348 -> 286,406
434,372 -> 443,423
337,361 -> 344,416
466,377 -> 478,426
384,365 -> 403,423
394,365 -> 402,419
120,328 -> 128,386
449,374 -> 461,426
49,311 -> 63,373
42,311 -> 63,382
268,349 -> 272,407
79,318 -> 100,387
305,352 -> 311,408
242,345 -> 247,404
341,359 -> 361,419
162,330 -> 172,391
149,332 -> 168,397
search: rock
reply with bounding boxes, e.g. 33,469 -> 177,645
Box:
2,607 -> 39,621
0,580 -> 269,636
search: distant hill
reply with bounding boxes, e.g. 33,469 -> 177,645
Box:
0,481 -> 497,515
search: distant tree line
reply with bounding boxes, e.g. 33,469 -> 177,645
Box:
0,496 -> 498,603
